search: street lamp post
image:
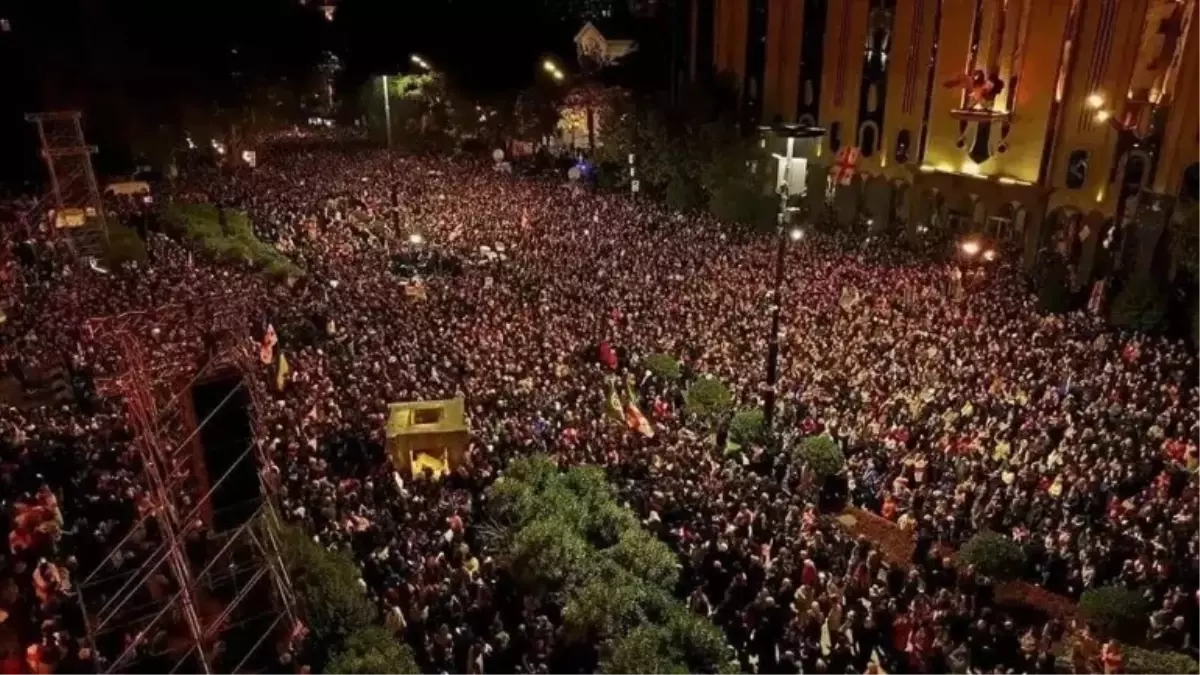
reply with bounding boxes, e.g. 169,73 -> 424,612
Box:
760,123 -> 825,432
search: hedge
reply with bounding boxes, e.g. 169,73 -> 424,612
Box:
956,531 -> 1026,581
1079,586 -> 1150,642
642,353 -> 682,381
795,435 -> 844,477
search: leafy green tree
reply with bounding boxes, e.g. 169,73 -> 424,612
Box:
563,573 -> 649,643
957,531 -> 1026,581
506,516 -> 597,593
1079,586 -> 1151,642
325,627 -> 419,674
684,377 -> 733,426
602,624 -> 689,674
102,220 -> 148,267
277,524 -> 375,667
642,353 -> 682,382
1110,279 -> 1169,333
728,409 -> 766,448
606,528 -> 680,590
796,435 -> 844,477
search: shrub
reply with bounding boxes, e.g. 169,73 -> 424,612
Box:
684,376 -> 732,425
1124,645 -> 1200,674
795,435 -> 844,477
277,524 -> 375,667
728,408 -> 766,447
103,221 -> 148,267
1110,280 -> 1168,333
1079,586 -> 1151,642
325,627 -> 420,674
957,531 -> 1026,581
643,353 -> 682,381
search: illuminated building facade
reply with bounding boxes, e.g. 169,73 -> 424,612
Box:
695,0 -> 1199,275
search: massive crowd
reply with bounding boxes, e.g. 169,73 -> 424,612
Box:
0,142 -> 1196,674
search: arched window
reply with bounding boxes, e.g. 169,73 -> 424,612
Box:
894,129 -> 912,164
859,123 -> 877,157
1181,162 -> 1199,202
1065,150 -> 1089,189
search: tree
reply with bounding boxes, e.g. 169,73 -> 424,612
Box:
642,353 -> 682,382
606,528 -> 680,591
957,531 -> 1026,582
1110,279 -> 1169,333
1034,250 -> 1072,314
728,409 -> 766,448
796,435 -> 844,477
684,377 -> 733,426
277,524 -> 376,667
325,627 -> 420,674
1079,586 -> 1151,642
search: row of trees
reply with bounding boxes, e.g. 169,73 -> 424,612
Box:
486,455 -> 736,673
590,82 -> 776,230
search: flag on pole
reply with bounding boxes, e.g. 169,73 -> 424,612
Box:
603,378 -> 625,423
276,353 -> 290,392
624,377 -> 654,437
260,324 -> 278,364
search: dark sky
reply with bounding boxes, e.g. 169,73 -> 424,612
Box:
0,0 -> 590,184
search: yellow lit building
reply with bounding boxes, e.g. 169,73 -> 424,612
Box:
691,0 -> 1199,275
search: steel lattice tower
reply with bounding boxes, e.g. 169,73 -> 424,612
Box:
79,292 -> 298,674
26,111 -> 108,259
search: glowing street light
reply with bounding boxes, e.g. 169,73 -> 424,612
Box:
960,240 -> 981,256
1094,109 -> 1112,123
542,59 -> 557,73
1085,93 -> 1105,109
408,233 -> 425,245
789,228 -> 804,241
411,54 -> 430,70
982,249 -> 997,262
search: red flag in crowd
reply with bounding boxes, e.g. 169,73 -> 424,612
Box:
598,341 -> 617,370
261,324 -> 278,364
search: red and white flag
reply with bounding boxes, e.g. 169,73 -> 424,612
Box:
260,324 -> 277,364
833,147 -> 860,186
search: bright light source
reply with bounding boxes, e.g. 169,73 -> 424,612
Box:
866,218 -> 874,226
789,228 -> 804,241
1086,93 -> 1104,109
960,240 -> 981,256
1094,109 -> 1111,123
997,177 -> 1018,185
936,162 -> 954,173
408,233 -> 425,245
551,70 -> 564,81
960,161 -> 981,176
982,249 -> 997,261
542,59 -> 557,73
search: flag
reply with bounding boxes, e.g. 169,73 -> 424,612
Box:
276,353 -> 290,391
604,379 -> 625,423
260,324 -> 277,364
624,378 -> 654,437
833,147 -> 860,186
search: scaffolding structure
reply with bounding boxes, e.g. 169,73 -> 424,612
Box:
79,291 -> 297,674
26,111 -> 108,259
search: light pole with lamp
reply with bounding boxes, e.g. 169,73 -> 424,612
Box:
760,123 -> 825,432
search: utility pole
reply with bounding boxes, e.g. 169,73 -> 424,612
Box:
760,123 -> 824,431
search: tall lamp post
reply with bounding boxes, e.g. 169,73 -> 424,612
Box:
760,123 -> 826,432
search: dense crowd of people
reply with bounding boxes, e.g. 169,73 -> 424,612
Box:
1,141 -> 1196,674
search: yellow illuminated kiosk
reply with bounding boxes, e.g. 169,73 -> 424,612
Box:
385,398 -> 468,479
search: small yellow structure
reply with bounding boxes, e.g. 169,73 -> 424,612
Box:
385,398 -> 468,479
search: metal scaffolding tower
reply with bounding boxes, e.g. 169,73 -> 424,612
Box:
79,292 -> 297,674
26,111 -> 108,260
